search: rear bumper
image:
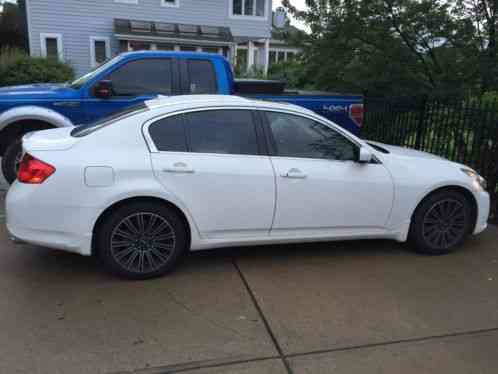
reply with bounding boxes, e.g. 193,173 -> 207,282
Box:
6,182 -> 94,256
473,190 -> 490,235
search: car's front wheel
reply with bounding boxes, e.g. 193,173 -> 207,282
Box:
96,201 -> 188,279
409,190 -> 473,255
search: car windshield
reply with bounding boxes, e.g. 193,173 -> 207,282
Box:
71,103 -> 149,137
70,55 -> 123,89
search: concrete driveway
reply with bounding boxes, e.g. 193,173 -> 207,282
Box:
1,189 -> 498,374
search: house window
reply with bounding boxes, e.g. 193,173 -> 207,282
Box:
232,0 -> 266,17
161,0 -> 179,7
90,37 -> 111,67
156,43 -> 174,50
203,47 -> 219,54
40,33 -> 63,61
129,41 -> 151,51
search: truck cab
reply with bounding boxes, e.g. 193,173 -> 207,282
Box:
0,51 -> 362,183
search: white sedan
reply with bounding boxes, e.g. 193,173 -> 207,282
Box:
6,95 -> 490,279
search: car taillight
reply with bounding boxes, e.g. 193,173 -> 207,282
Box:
18,154 -> 55,184
349,103 -> 364,127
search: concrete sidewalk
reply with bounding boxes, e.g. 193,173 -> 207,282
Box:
0,194 -> 497,374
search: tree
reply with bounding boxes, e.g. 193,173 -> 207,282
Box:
282,0 -> 492,97
0,0 -> 28,52
452,0 -> 498,92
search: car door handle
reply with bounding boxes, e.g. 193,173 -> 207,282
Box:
281,168 -> 307,179
162,162 -> 194,174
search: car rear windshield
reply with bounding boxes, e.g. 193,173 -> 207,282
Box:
71,103 -> 149,137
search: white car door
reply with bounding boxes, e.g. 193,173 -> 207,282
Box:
148,109 -> 275,239
261,110 -> 394,237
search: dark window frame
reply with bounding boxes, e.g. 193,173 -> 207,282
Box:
91,57 -> 180,98
174,107 -> 269,156
179,59 -> 218,94
147,113 -> 189,152
258,110 -> 361,161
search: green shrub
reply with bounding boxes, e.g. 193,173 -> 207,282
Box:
267,60 -> 315,90
0,47 -> 74,87
236,65 -> 266,79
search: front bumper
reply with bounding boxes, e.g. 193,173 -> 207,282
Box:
473,190 -> 490,235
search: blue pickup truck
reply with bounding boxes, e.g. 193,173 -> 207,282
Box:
0,51 -> 363,183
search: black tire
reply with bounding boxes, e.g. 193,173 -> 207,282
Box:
409,190 -> 473,255
2,136 -> 23,184
96,201 -> 189,279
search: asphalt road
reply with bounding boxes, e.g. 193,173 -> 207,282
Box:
1,189 -> 497,374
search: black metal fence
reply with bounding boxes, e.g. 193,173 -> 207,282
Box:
362,96 -> 498,219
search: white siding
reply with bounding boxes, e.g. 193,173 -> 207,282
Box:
27,0 -> 272,75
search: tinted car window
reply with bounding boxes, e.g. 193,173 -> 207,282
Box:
187,60 -> 217,94
185,110 -> 258,155
148,115 -> 187,152
265,112 -> 358,161
105,59 -> 173,96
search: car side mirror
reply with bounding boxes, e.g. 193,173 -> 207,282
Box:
358,147 -> 373,163
93,80 -> 113,99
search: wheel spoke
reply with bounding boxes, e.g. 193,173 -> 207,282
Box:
114,246 -> 135,261
114,229 -> 135,241
122,218 -> 140,235
124,250 -> 139,271
145,214 -> 158,235
154,232 -> 175,242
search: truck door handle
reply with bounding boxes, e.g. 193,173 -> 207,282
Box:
281,168 -> 307,179
163,162 -> 194,174
53,101 -> 80,108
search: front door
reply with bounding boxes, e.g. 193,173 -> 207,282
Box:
261,110 -> 394,237
148,109 -> 275,238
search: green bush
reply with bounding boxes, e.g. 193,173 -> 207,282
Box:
236,65 -> 266,79
267,60 -> 315,90
0,47 -> 74,87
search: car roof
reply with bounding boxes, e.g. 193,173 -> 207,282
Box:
145,94 -> 315,116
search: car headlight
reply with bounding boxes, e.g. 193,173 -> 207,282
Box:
461,168 -> 487,190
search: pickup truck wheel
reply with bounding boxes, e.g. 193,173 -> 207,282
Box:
2,137 -> 23,184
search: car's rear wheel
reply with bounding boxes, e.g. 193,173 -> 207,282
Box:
2,137 -> 23,184
409,190 -> 473,255
96,201 -> 188,279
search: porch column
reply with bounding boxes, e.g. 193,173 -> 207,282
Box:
263,38 -> 270,75
229,43 -> 237,65
247,41 -> 254,71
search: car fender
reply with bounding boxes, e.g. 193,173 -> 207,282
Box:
411,179 -> 477,216
89,186 -> 203,249
394,179 -> 477,240
0,105 -> 74,132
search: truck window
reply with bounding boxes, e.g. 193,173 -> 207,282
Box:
187,60 -> 217,94
106,59 -> 173,96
